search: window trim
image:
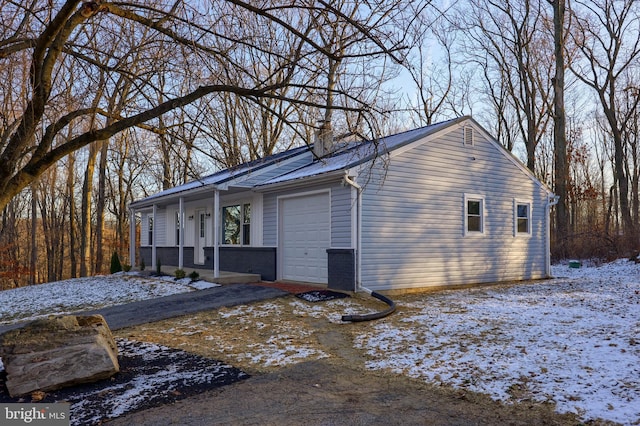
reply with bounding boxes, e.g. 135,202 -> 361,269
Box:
148,216 -> 153,245
464,193 -> 485,236
221,201 -> 251,246
514,200 -> 532,237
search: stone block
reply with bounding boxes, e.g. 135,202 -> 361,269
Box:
0,315 -> 119,397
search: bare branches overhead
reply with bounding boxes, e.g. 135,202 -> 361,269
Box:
0,0 -> 424,210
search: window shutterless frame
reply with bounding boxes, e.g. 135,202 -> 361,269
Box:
463,193 -> 485,236
514,200 -> 532,236
222,202 -> 251,245
148,216 -> 153,245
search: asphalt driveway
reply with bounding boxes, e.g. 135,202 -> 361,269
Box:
0,284 -> 288,334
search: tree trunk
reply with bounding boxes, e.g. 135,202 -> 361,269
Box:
67,152 -> 77,278
551,0 -> 569,255
94,140 -> 109,274
611,126 -> 634,244
80,143 -> 98,277
30,186 -> 37,285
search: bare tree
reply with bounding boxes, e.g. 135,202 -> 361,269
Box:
459,0 -> 554,172
0,0 -> 416,212
550,0 -> 570,255
569,0 -> 640,245
403,7 -> 461,126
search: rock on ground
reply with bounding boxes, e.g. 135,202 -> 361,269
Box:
0,315 -> 119,397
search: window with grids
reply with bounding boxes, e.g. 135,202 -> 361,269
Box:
222,203 -> 251,245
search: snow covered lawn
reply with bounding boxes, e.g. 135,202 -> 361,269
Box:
0,261 -> 639,425
355,260 -> 640,425
0,273 -> 214,325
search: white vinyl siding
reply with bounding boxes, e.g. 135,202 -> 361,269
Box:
359,126 -> 549,291
330,185 -> 352,247
262,182 -> 352,248
141,210 -> 167,246
164,209 -> 182,246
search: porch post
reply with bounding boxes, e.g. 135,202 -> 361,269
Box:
151,204 -> 157,270
178,197 -> 184,269
214,189 -> 220,278
129,208 -> 136,267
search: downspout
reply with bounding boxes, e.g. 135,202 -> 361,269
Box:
343,173 -> 362,291
546,194 -> 559,277
341,172 -> 396,322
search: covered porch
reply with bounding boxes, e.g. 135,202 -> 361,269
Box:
128,180 -> 268,282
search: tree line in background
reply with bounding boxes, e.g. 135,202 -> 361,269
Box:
1,0 -> 639,288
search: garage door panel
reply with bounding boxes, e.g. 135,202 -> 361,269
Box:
281,193 -> 330,283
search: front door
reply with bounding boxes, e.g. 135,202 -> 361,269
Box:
196,210 -> 206,264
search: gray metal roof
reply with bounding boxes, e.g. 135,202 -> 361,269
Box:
130,117 -> 469,207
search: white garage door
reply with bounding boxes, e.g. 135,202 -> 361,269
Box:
281,193 -> 330,283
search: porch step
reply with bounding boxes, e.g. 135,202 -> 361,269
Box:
202,271 -> 262,285
159,267 -> 261,285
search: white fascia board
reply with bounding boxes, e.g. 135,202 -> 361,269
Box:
129,184 -> 219,210
253,170 -> 346,193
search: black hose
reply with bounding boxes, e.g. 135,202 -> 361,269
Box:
341,291 -> 396,322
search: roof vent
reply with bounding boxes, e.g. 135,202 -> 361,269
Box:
464,126 -> 474,146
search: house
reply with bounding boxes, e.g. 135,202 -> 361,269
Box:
128,116 -> 557,292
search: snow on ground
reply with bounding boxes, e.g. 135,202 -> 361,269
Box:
353,259 -> 640,425
0,261 -> 639,425
0,273 -> 217,325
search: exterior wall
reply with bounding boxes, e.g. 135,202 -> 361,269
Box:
262,181 -> 353,248
331,184 -> 353,248
217,247 -> 276,281
358,125 -> 550,291
141,209 -> 167,246
140,246 -> 194,270
143,193 -> 264,250
139,246 -> 276,280
327,248 -> 356,291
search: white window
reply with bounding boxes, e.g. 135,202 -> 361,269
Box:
222,203 -> 251,245
464,194 -> 484,235
514,201 -> 531,236
148,216 -> 153,245
175,211 -> 180,245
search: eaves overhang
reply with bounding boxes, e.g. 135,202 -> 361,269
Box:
253,169 -> 347,193
129,183 -> 221,210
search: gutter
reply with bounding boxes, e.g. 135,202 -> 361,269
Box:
341,172 -> 396,322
